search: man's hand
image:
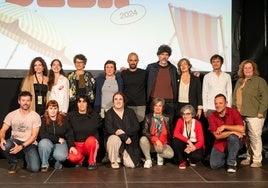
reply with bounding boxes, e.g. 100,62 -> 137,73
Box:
216,125 -> 225,135
232,131 -> 244,139
0,138 -> 6,151
9,142 -> 22,154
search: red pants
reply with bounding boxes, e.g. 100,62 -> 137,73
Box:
68,136 -> 99,165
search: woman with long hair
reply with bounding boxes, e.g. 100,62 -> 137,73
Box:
47,59 -> 69,114
21,57 -> 48,115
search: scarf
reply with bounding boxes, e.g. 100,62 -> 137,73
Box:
153,114 -> 163,136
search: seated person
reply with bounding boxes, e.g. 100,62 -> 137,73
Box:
68,95 -> 102,170
140,98 -> 174,168
105,92 -> 141,169
172,105 -> 204,169
38,100 -> 76,172
209,94 -> 245,173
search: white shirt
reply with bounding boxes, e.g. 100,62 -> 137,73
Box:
202,71 -> 232,112
48,75 -> 70,113
183,119 -> 197,143
178,81 -> 189,103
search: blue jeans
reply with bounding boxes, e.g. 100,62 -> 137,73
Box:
210,134 -> 243,169
38,138 -> 68,168
3,138 -> 40,172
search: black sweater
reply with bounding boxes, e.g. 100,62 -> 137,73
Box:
68,111 -> 102,142
39,117 -> 75,148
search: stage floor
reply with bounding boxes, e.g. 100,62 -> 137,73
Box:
0,158 -> 267,188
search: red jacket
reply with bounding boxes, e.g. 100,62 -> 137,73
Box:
173,118 -> 204,150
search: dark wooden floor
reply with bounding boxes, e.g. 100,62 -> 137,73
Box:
0,158 -> 268,188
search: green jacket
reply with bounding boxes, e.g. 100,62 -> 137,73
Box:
232,76 -> 268,118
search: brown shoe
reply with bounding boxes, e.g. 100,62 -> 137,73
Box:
250,162 -> 262,168
8,164 -> 17,174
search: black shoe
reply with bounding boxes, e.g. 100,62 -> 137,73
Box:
8,164 -> 17,174
227,165 -> 236,173
88,164 -> 97,170
102,154 -> 109,164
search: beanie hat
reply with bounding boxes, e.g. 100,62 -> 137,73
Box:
156,45 -> 172,56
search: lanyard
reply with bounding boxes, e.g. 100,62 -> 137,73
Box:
185,122 -> 191,139
34,73 -> 43,95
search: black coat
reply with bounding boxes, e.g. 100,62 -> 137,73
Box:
105,107 -> 141,166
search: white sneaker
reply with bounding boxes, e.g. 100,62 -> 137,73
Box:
116,156 -> 121,163
157,154 -> 164,166
143,160 -> 152,168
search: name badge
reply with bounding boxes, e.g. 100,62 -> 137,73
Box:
37,96 -> 43,105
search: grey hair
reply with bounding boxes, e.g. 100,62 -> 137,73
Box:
180,105 -> 196,117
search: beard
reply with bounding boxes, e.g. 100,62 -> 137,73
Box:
129,64 -> 137,69
21,104 -> 30,110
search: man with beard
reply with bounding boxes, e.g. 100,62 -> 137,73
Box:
146,45 -> 178,124
209,94 -> 245,173
0,91 -> 41,174
121,52 -> 147,123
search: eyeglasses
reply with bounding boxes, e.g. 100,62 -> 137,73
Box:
182,112 -> 191,116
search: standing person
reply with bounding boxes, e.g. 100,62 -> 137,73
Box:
232,60 -> 268,168
21,57 -> 49,115
176,58 -> 202,119
68,54 -> 95,112
146,44 -> 178,121
202,54 -> 232,160
209,94 -> 245,173
68,95 -> 102,170
202,54 -> 232,117
0,91 -> 41,174
121,52 -> 147,123
38,100 -> 76,172
105,92 -> 141,169
47,59 -> 69,114
173,105 -> 204,169
140,98 -> 174,168
94,60 -> 123,118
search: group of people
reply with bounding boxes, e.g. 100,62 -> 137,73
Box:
0,45 -> 267,175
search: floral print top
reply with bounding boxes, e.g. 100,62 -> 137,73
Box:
68,71 -> 96,103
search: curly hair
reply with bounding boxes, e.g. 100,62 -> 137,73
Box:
237,59 -> 259,78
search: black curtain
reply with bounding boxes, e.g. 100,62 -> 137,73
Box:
233,0 -> 268,81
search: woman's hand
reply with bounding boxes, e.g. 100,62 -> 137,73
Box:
125,137 -> 132,144
69,147 -> 78,155
115,129 -> 125,135
58,138 -> 65,144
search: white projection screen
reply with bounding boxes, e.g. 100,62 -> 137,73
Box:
0,0 -> 231,72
